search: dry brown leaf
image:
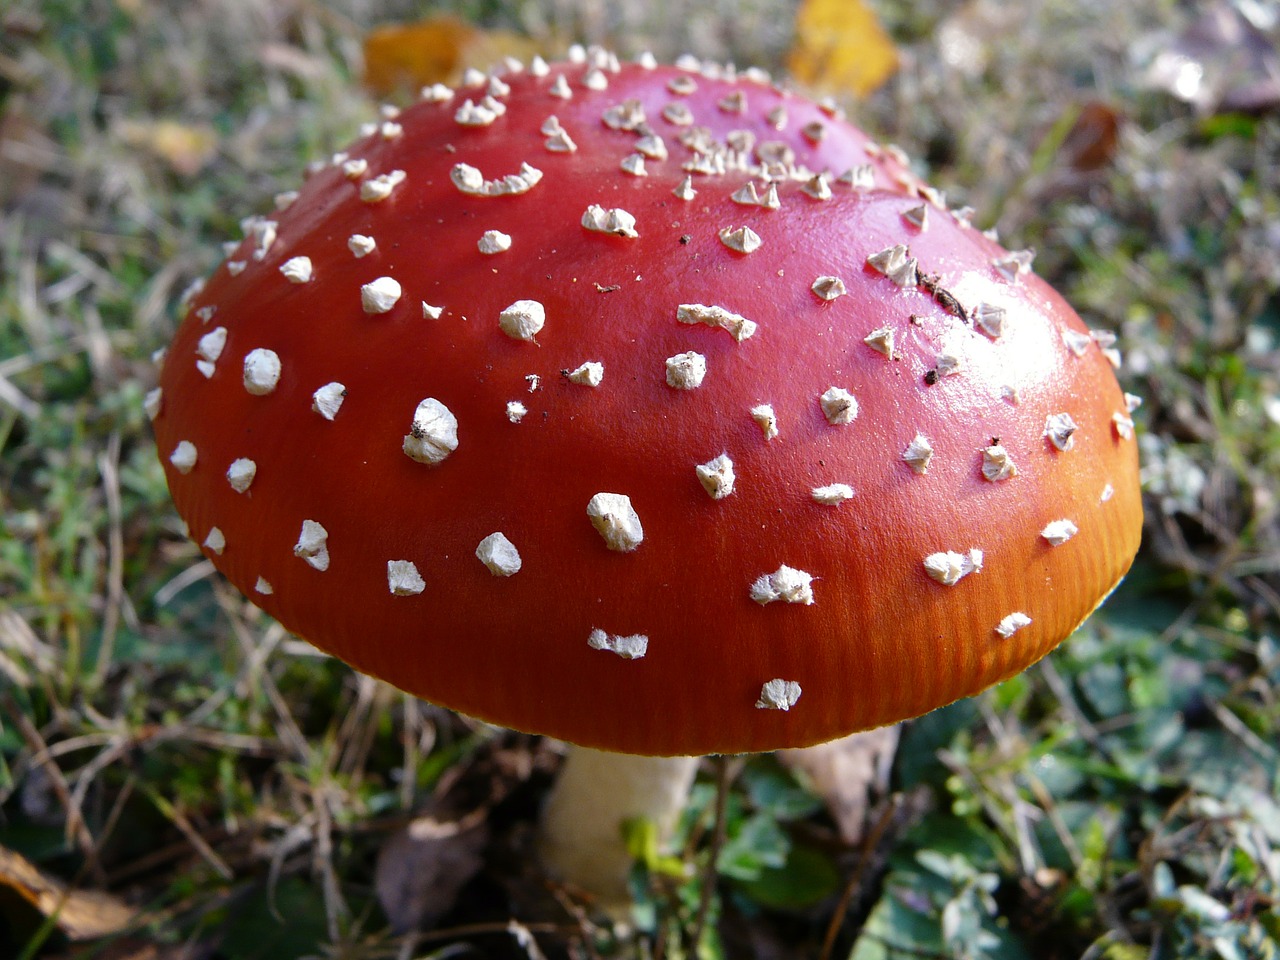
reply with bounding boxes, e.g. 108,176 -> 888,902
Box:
0,844 -> 135,942
362,16 -> 538,97
1057,101 -> 1122,172
375,809 -> 489,932
776,724 -> 900,845
788,0 -> 899,97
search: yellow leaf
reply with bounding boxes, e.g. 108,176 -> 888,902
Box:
116,119 -> 218,176
362,16 -> 538,97
788,0 -> 899,97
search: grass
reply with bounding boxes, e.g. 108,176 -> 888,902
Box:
2,0 -> 1279,957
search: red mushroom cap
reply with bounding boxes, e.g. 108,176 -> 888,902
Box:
153,52 -> 1142,756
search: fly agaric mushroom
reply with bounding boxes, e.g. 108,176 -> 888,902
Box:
152,48 -> 1142,905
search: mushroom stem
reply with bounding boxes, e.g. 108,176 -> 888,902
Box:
539,747 -> 698,907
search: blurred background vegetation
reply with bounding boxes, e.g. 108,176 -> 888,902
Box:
1,0 -> 1279,957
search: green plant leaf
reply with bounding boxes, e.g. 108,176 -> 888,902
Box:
734,842 -> 840,910
716,813 -> 789,881
740,756 -> 822,821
